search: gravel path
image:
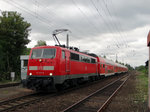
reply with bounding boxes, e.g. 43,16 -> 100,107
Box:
105,71 -> 148,112
0,85 -> 33,102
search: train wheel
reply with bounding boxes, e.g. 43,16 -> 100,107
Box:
55,84 -> 64,91
69,79 -> 78,87
55,81 -> 69,91
77,78 -> 84,85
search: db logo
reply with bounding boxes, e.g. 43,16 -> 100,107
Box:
38,66 -> 43,70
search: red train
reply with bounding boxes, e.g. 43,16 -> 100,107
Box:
23,45 -> 128,91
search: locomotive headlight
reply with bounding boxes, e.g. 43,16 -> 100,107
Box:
49,73 -> 53,76
29,73 -> 32,76
39,59 -> 42,62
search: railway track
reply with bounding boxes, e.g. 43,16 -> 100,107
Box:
0,73 -> 127,112
0,83 -> 20,89
62,74 -> 130,112
0,92 -> 54,112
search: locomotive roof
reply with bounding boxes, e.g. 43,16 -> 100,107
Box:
32,45 -> 97,59
32,46 -> 127,69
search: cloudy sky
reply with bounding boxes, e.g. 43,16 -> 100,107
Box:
0,0 -> 149,67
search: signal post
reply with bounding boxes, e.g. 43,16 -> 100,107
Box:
147,31 -> 150,111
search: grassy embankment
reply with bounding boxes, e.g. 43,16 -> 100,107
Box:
136,67 -> 148,102
133,66 -> 148,111
136,71 -> 148,102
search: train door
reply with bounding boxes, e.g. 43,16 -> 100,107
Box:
99,63 -> 101,75
105,65 -> 107,74
65,51 -> 70,74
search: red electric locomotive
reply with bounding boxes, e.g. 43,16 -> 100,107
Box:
23,45 -> 128,91
25,45 -> 98,91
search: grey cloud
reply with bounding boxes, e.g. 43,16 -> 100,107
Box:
1,0 -> 149,67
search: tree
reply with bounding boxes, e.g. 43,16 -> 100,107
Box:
0,11 -> 31,80
35,40 -> 47,47
125,64 -> 134,71
135,65 -> 148,75
23,48 -> 31,55
103,55 -> 106,58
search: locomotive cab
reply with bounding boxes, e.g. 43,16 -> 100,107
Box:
28,47 -> 56,76
25,46 -> 59,91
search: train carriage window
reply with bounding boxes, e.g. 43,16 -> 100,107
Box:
82,56 -> 86,62
80,55 -> 85,62
87,58 -> 90,63
85,57 -> 88,63
103,65 -> 105,68
83,57 -> 90,63
62,51 -> 65,59
79,55 -> 96,63
91,58 -> 96,63
71,53 -> 79,61
80,56 -> 83,61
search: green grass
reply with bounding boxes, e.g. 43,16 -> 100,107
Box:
135,71 -> 148,102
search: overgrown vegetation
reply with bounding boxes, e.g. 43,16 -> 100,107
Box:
0,11 -> 31,81
22,48 -> 31,55
135,65 -> 148,75
134,65 -> 148,106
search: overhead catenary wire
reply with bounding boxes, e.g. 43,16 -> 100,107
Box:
2,0 -> 73,41
101,0 -> 128,47
29,0 -> 94,41
3,0 -> 56,30
2,0 -> 96,48
93,0 -> 130,60
108,0 -> 129,46
30,2 -> 92,37
90,0 -> 121,51
71,0 -> 100,33
1,0 -> 130,63
107,0 -> 134,58
95,0 -> 125,48
38,0 -> 124,59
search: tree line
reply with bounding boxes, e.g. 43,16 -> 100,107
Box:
0,11 -> 48,81
0,11 -> 31,81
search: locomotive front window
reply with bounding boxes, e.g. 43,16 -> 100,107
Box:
43,49 -> 56,58
31,48 -> 56,59
31,49 -> 42,59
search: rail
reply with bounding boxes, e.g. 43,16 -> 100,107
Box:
0,74 -> 127,112
0,92 -> 52,112
62,75 -> 130,112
